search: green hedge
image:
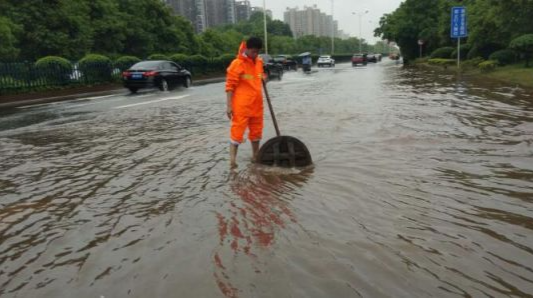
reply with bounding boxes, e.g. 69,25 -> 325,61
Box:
115,56 -> 141,71
428,58 -> 456,66
430,47 -> 455,59
489,49 -> 517,66
462,57 -> 485,68
79,54 -> 112,83
451,44 -> 471,60
189,55 -> 209,74
2,53 -> 241,95
148,54 -> 170,60
170,54 -> 189,66
478,60 -> 498,72
35,56 -> 72,85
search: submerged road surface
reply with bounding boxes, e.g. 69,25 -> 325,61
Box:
1,60 -> 533,297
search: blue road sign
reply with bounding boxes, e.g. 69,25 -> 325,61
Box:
451,6 -> 467,38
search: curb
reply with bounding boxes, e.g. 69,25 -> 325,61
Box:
0,76 -> 226,109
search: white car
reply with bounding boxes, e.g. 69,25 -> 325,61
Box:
317,55 -> 335,67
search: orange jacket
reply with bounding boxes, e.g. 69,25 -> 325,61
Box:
225,42 -> 264,117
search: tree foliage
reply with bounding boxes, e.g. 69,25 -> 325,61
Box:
1,1 -> 386,62
375,0 -> 533,63
0,0 -> 197,61
509,34 -> 533,67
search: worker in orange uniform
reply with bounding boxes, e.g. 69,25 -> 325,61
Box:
225,37 -> 264,168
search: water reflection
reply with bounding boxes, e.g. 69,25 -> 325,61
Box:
213,166 -> 313,298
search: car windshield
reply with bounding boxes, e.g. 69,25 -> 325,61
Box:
320,56 -> 330,59
130,61 -> 162,70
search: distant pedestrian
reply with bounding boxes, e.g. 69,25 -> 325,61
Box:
302,55 -> 312,72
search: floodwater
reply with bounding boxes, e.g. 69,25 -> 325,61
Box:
1,60 -> 532,297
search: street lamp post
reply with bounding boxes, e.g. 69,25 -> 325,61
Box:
352,10 -> 369,53
331,0 -> 335,55
263,0 -> 268,54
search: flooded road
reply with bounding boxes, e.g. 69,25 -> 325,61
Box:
1,60 -> 533,297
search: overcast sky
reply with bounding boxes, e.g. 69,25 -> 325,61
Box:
249,0 -> 404,42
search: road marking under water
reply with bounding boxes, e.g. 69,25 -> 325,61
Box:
17,94 -> 119,109
113,94 -> 190,109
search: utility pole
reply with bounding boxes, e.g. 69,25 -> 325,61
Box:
263,0 -> 268,54
331,0 -> 335,55
353,10 -> 369,53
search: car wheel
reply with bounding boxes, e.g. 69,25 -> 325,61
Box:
184,76 -> 191,88
128,87 -> 138,93
159,79 -> 169,92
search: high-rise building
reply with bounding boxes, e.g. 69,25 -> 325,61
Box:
165,0 -> 206,32
283,5 -> 340,38
235,1 -> 252,22
251,7 -> 273,19
205,0 -> 238,28
165,0 -> 237,32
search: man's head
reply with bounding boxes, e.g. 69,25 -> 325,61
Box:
245,37 -> 263,59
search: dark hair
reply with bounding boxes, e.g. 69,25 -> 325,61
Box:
246,37 -> 263,50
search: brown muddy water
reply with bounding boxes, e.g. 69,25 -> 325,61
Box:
1,60 -> 532,297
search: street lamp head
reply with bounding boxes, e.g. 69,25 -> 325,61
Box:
352,10 -> 370,16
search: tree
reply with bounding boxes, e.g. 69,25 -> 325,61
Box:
374,0 -> 441,62
4,0 -> 93,60
0,17 -> 20,61
510,34 -> 533,67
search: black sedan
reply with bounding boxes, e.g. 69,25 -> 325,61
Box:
274,55 -> 298,71
122,60 -> 192,93
260,54 -> 284,81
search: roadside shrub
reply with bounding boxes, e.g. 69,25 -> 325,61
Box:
430,47 -> 455,59
488,49 -> 517,66
462,57 -> 485,68
478,60 -> 498,72
79,54 -> 112,83
189,54 -> 209,74
115,56 -> 141,71
148,54 -> 170,61
219,54 -> 235,68
35,56 -> 72,85
509,34 -> 533,67
451,44 -> 471,60
170,54 -> 189,66
428,58 -> 455,66
467,46 -> 483,60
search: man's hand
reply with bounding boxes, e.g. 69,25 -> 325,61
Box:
226,91 -> 233,120
226,107 -> 233,120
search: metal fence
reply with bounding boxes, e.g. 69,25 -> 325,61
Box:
0,62 -> 123,95
0,55 -> 354,95
0,59 -> 230,96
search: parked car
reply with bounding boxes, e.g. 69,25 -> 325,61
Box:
352,54 -> 367,66
376,53 -> 383,62
260,54 -> 284,81
122,60 -> 192,93
367,53 -> 378,63
317,55 -> 335,67
274,55 -> 298,71
389,53 -> 400,60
